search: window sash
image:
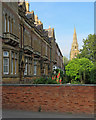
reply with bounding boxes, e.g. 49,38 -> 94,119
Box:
8,19 -> 9,32
11,59 -> 13,74
15,59 -> 17,74
5,16 -> 6,32
28,64 -> 30,75
10,21 -> 12,33
3,58 -> 9,74
15,53 -> 17,59
34,65 -> 37,75
34,61 -> 37,65
24,64 -> 27,75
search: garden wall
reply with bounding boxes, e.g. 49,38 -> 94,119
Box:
2,84 -> 96,114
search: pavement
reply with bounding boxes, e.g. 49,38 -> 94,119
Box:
1,109 -> 95,118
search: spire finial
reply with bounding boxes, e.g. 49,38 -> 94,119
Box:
74,26 -> 76,34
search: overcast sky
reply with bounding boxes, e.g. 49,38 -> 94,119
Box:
30,2 -> 94,59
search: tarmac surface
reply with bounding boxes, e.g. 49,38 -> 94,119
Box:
1,109 -> 95,118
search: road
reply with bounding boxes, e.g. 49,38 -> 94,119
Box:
1,109 -> 95,119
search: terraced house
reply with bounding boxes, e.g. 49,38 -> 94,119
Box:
1,2 -> 64,84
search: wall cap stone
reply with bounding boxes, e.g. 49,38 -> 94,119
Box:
1,84 -> 96,86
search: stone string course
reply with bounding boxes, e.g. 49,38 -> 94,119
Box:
2,85 -> 96,114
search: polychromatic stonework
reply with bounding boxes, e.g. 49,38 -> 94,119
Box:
70,27 -> 79,60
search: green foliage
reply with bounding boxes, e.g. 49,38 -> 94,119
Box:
33,77 -> 57,84
65,58 -> 94,83
89,62 -> 96,84
38,106 -> 41,112
63,56 -> 69,66
71,79 -> 81,84
77,34 -> 96,63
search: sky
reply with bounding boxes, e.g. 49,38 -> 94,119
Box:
29,2 -> 94,59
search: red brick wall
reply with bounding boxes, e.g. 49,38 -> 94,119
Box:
2,85 -> 95,114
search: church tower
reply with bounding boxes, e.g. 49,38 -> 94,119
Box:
70,27 -> 79,60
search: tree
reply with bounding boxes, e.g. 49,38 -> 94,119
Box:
77,34 -> 96,63
63,56 -> 69,66
63,56 -> 69,83
89,62 -> 96,84
65,58 -> 94,83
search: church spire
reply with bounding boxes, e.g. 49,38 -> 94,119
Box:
74,26 -> 76,34
70,27 -> 79,60
73,26 -> 77,44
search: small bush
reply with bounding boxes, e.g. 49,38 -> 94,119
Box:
33,77 -> 57,84
71,79 -> 81,84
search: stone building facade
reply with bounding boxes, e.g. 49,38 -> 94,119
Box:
1,2 -> 64,83
70,27 -> 79,60
0,2 -> 2,85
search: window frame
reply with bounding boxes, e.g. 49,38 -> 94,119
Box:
4,15 -> 7,32
15,53 -> 17,75
8,17 -> 10,32
24,58 -> 28,75
34,61 -> 37,75
11,52 -> 14,74
3,51 -> 9,75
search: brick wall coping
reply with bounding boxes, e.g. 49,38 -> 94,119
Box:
1,84 -> 96,86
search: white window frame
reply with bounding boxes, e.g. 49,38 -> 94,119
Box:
3,58 -> 9,75
3,51 -> 9,75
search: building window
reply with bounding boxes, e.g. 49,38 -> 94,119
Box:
11,52 -> 14,74
15,53 -> 17,74
24,58 -> 28,75
4,15 -> 7,32
3,51 -> 9,74
11,19 -> 13,33
28,58 -> 32,75
10,19 -> 12,33
34,61 -> 37,75
46,44 -> 47,56
8,17 -> 10,32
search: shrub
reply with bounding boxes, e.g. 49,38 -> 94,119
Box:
33,77 -> 57,84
